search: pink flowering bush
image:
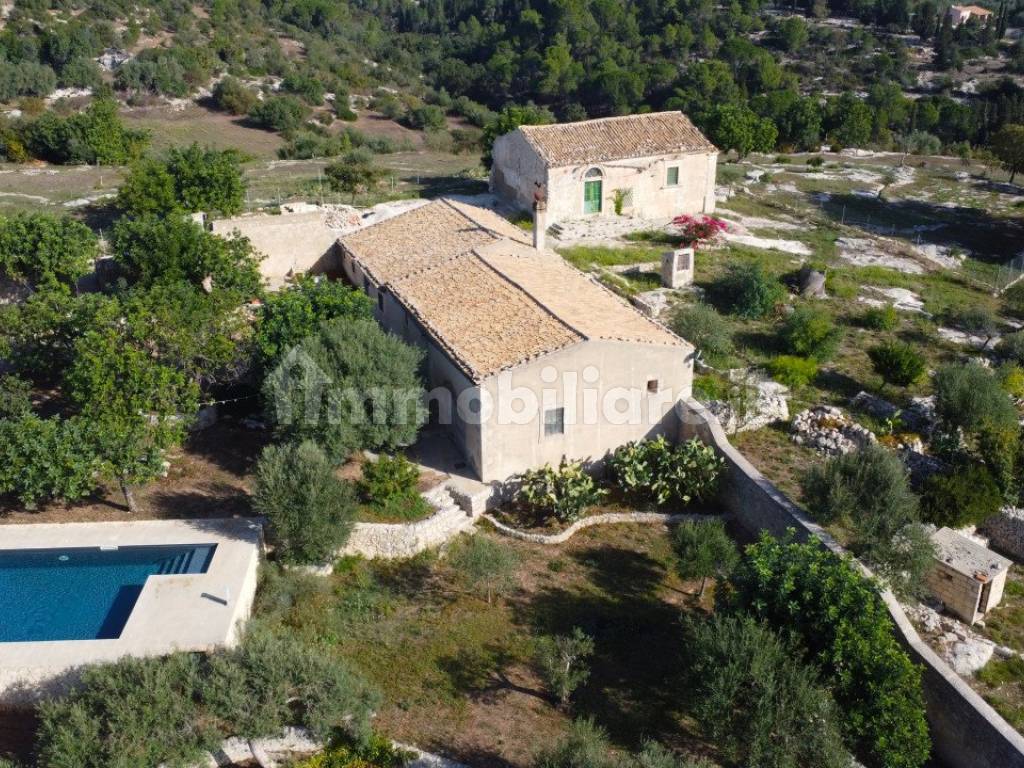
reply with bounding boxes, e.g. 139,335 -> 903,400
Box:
670,214 -> 727,249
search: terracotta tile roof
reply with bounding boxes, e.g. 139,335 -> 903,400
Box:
340,198 -> 690,381
338,199 -> 531,285
474,240 -> 686,351
518,112 -> 717,167
389,253 -> 584,381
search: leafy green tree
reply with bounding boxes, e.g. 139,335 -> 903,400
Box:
711,261 -> 784,318
868,341 -> 926,388
0,413 -> 97,508
0,213 -> 97,290
997,330 -> 1024,365
991,124 -> 1024,183
448,534 -> 519,603
726,534 -> 931,768
111,215 -> 262,295
282,71 -> 325,105
687,614 -> 849,768
324,149 -> 385,203
405,103 -> 446,131
24,97 -> 149,165
672,519 -> 739,597
669,302 -> 733,364
535,628 -> 595,707
252,440 -> 357,564
165,144 -> 246,215
704,103 -> 777,156
777,16 -> 809,52
827,93 -> 874,148
481,103 -> 555,168
780,304 -> 842,360
116,158 -> 177,216
263,317 -> 426,462
0,374 -> 31,418
118,145 -> 245,216
255,276 -> 372,370
65,321 -> 199,512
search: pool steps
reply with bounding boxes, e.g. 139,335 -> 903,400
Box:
156,545 -> 215,576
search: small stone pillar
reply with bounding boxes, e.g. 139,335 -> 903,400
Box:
533,202 -> 547,251
661,247 -> 694,289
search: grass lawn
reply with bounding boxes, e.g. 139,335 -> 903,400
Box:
254,524 -> 720,766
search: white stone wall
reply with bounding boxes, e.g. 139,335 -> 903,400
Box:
490,130 -> 548,212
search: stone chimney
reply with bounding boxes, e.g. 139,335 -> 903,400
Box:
533,201 -> 547,252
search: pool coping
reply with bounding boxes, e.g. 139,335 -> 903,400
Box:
0,518 -> 263,704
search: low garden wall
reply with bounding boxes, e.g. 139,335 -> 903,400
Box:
679,397 -> 1024,768
483,511 -> 715,545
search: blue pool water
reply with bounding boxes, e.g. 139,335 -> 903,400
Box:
0,543 -> 216,642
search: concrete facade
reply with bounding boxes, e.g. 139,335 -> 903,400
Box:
490,114 -> 718,228
338,199 -> 694,484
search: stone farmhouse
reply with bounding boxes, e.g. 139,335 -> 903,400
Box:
489,112 -> 718,229
337,198 -> 695,483
948,4 -> 994,25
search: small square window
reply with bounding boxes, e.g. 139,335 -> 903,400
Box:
666,166 -> 679,186
544,407 -> 565,437
647,379 -> 659,393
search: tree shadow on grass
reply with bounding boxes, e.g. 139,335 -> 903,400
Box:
146,483 -> 253,519
821,193 -> 1024,263
183,423 -> 269,478
414,175 -> 488,199
511,546 -> 693,750
438,643 -> 548,703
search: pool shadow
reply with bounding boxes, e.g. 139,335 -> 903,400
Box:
95,584 -> 143,639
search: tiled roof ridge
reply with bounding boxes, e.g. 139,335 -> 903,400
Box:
520,111 -> 680,130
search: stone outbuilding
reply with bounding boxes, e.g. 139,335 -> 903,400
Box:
337,198 -> 695,483
948,4 -> 994,26
489,112 -> 718,229
927,527 -> 1012,625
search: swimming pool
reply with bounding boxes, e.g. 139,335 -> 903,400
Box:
0,544 -> 217,642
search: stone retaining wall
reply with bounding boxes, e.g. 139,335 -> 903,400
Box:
340,489 -> 475,560
679,398 -> 1024,768
984,507 -> 1024,561
483,511 -> 714,545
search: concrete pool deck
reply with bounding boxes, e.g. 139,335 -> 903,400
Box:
0,518 -> 263,704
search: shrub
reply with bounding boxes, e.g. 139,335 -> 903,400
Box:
921,462 -> 1003,528
767,355 -> 818,388
263,317 -> 426,462
672,519 -> 739,597
862,304 -> 898,331
0,374 -> 31,418
867,341 -> 926,388
249,95 -> 310,133
294,736 -> 410,768
517,458 -> 607,523
535,627 -> 595,707
998,362 -> 1024,398
997,330 -> 1024,365
204,626 -> 379,741
801,444 -> 927,594
608,436 -> 724,507
213,76 -> 257,115
686,614 -> 848,768
780,304 -> 842,360
252,440 -> 357,565
933,362 -> 1019,438
358,453 -> 431,521
727,534 -> 930,768
447,534 -> 519,603
0,414 -> 98,508
535,719 -> 616,768
712,261 -> 785,318
669,214 -> 727,249
668,302 -> 733,363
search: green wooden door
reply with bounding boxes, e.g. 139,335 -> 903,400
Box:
583,179 -> 602,214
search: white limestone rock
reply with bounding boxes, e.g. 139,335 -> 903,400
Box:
948,638 -> 996,676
